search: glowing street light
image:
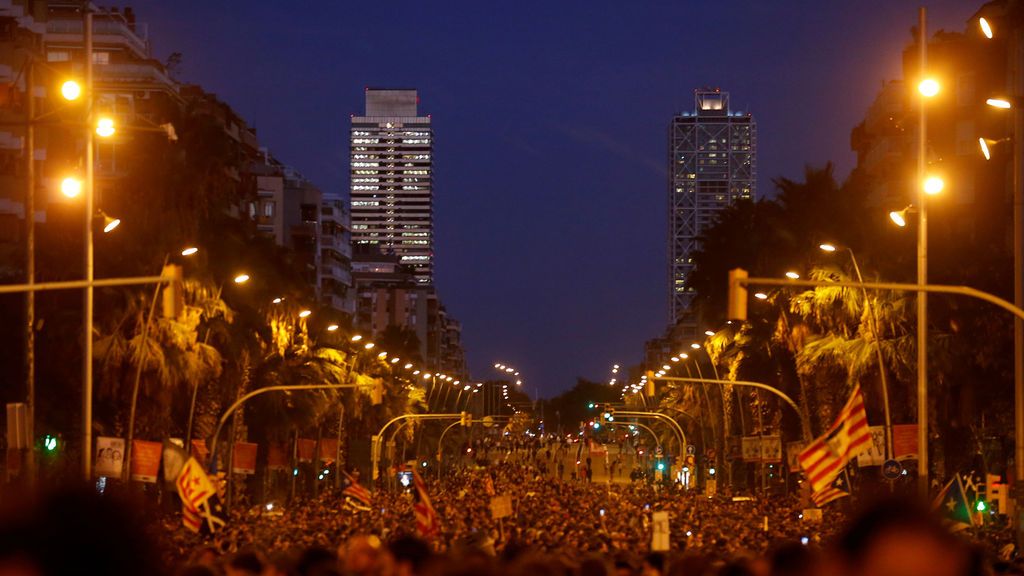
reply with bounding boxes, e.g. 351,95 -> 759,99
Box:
979,16 -> 993,39
180,247 -> 199,256
61,79 -> 82,101
272,297 -> 284,304
704,330 -> 715,336
819,243 -> 836,253
61,176 -> 82,198
917,78 -> 940,98
754,292 -> 769,300
889,209 -> 908,227
326,324 -> 339,332
923,176 -> 944,196
785,271 -> 800,280
350,334 -> 363,342
986,98 -> 1012,109
233,273 -> 249,284
298,309 -> 312,318
690,343 -> 701,350
95,117 -> 116,138
364,342 -> 375,350
99,212 -> 120,233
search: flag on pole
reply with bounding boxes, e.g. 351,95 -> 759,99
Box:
811,467 -> 851,507
798,385 -> 872,492
411,469 -> 440,538
341,470 -> 373,508
175,457 -> 218,533
933,475 -> 975,532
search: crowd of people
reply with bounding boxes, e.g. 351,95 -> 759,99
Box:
1,435 -> 1021,575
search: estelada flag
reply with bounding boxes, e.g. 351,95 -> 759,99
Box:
412,469 -> 440,539
799,385 -> 872,493
342,470 -> 373,507
176,457 -> 216,533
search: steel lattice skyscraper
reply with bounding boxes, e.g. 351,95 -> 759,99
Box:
668,89 -> 756,332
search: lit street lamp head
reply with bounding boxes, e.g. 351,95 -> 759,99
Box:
326,324 -> 339,332
889,210 -> 907,227
979,16 -> 993,39
785,271 -> 800,279
819,243 -> 837,253
233,273 -> 250,284
298,309 -> 312,318
61,177 -> 82,198
917,78 -> 940,98
97,211 -> 120,233
923,176 -> 944,196
61,80 -> 82,101
986,98 -> 1012,109
181,247 -> 198,256
96,117 -> 116,138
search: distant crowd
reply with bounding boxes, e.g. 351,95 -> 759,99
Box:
0,436 -> 1019,576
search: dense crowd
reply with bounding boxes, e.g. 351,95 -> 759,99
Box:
1,436 -> 1021,576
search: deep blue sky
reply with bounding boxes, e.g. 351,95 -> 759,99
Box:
131,0 -> 969,397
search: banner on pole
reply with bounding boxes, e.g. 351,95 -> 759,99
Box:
893,424 -> 918,460
786,441 -> 806,472
651,511 -> 670,552
490,494 -> 513,519
130,440 -> 162,483
95,436 -> 125,478
857,426 -> 887,467
232,442 -> 258,475
297,438 -> 316,463
319,439 -> 339,463
268,443 -> 289,470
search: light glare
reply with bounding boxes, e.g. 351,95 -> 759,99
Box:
60,177 -> 82,198
979,17 -> 993,39
923,176 -> 944,195
917,78 -> 940,98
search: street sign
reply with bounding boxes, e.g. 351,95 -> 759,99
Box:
483,416 -> 495,428
882,459 -> 903,480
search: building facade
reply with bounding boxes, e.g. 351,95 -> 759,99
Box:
668,89 -> 756,336
350,88 -> 433,285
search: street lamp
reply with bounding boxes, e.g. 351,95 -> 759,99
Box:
923,176 -> 944,195
918,78 -> 940,98
298,309 -> 312,319
979,16 -> 993,39
180,247 -> 198,257
819,242 -> 894,459
233,273 -> 249,284
785,271 -> 800,280
98,211 -> 120,234
95,117 -> 116,138
61,176 -> 82,198
987,98 -> 1013,109
61,79 -> 82,101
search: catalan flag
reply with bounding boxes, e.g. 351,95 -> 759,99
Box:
811,467 -> 851,507
412,469 -> 440,538
342,470 -> 373,508
175,457 -> 217,533
799,385 -> 872,493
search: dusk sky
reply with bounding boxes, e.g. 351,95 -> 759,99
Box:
132,0 -> 970,397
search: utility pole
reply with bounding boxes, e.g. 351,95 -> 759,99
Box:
24,58 -> 35,487
82,3 -> 94,480
916,5 -> 930,499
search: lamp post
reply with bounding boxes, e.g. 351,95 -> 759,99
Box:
916,6 -> 931,498
82,4 -> 94,480
819,243 -> 894,460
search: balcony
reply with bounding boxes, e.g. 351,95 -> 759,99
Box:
46,19 -> 150,60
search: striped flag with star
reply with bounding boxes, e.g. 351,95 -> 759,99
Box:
811,467 -> 851,507
175,457 -> 217,533
411,469 -> 440,539
933,475 -> 974,532
799,385 -> 872,493
341,470 -> 373,507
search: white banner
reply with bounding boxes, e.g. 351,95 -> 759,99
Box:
95,436 -> 124,478
857,426 -> 886,467
651,511 -> 670,552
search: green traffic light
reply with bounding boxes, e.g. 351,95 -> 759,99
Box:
43,435 -> 57,452
656,462 -> 665,471
588,403 -> 595,409
976,500 -> 987,512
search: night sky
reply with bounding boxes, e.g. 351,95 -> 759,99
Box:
131,0 -> 969,397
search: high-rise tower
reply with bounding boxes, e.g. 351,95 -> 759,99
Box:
668,89 -> 756,333
350,89 -> 434,284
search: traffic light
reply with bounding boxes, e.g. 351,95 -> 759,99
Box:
161,264 -> 184,318
656,461 -> 665,472
727,267 -> 748,322
41,434 -> 58,453
588,402 -> 595,409
460,411 -> 472,427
